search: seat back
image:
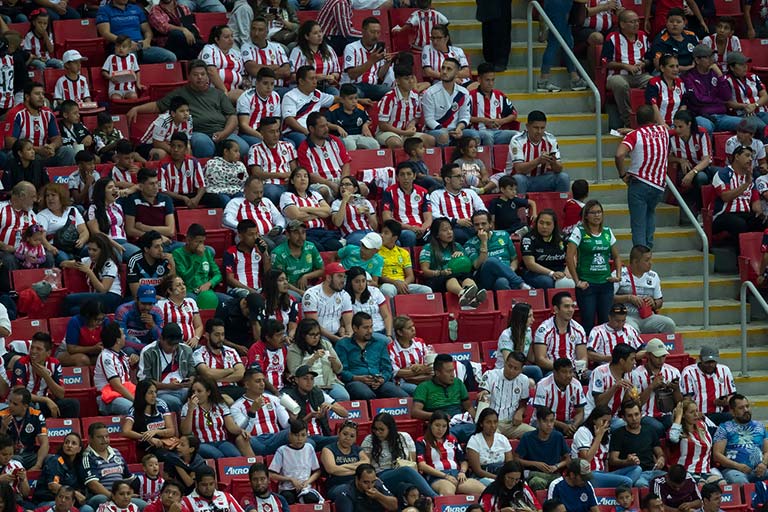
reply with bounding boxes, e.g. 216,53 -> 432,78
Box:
393,146 -> 443,174
194,12 -> 229,41
720,484 -> 744,506
348,148 -> 393,174
712,132 -> 732,167
9,318 -> 48,344
387,8 -> 417,51
61,366 -> 93,389
129,113 -> 157,146
82,114 -> 129,138
43,68 -> 67,99
433,495 -> 479,512
526,192 -> 571,226
441,145 -> 493,170
328,400 -> 370,422
45,165 -> 76,184
48,317 -> 71,345
140,62 -> 184,84
434,342 -> 481,364
496,289 -> 547,315
714,0 -> 743,17
639,333 -> 684,354
12,268 -> 62,291
216,456 -> 261,486
393,292 -> 444,315
545,287 -> 576,307
6,22 -> 29,38
52,18 -> 98,40
739,231 -> 764,283
351,9 -> 391,50
177,208 -> 224,233
369,397 -> 412,417
455,310 -> 505,343
492,144 -> 509,173
594,487 -> 639,512
47,418 -> 81,451
445,291 -> 496,313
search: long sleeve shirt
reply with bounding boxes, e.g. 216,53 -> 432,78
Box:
335,336 -> 394,383
683,69 -> 733,116
171,245 -> 222,292
422,81 -> 471,130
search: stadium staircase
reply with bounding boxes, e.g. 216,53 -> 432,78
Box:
436,0 -> 768,418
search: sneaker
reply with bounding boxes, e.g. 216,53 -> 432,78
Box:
537,79 -> 561,93
570,77 -> 588,91
514,226 -> 530,238
468,289 -> 488,308
520,283 -> 532,290
538,26 -> 548,42
459,284 -> 478,307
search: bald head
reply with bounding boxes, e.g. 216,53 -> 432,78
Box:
11,181 -> 35,198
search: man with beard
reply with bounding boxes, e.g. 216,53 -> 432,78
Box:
239,462 -> 290,512
422,58 -> 480,147
224,219 -> 271,299
193,318 -> 245,400
180,466 -> 243,512
608,400 -> 665,488
144,481 -> 184,512
302,262 -> 353,343
630,338 -> 682,437
127,230 -> 175,298
713,394 -> 768,484
680,347 -> 736,425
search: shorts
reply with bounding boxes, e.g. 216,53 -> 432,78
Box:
427,468 -> 459,484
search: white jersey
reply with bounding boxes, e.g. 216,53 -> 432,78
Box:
241,40 -> 289,86
479,369 -> 530,422
199,44 -> 244,91
301,284 -> 353,337
281,88 -> 335,133
614,267 -> 663,317
102,54 -> 140,95
342,40 -> 394,86
587,322 -> 642,357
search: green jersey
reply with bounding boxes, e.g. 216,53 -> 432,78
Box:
172,245 -> 222,291
567,225 -> 616,283
271,241 -> 323,284
465,230 -> 517,266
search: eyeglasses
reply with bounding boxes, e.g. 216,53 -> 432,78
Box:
341,420 -> 359,430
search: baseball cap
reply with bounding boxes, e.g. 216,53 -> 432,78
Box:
137,284 -> 157,304
294,365 -> 319,378
568,459 -> 593,481
244,292 -> 264,322
286,219 -> 307,231
62,50 -> 87,64
245,363 -> 264,376
737,117 -> 759,134
692,44 -> 714,58
161,323 -> 183,343
700,346 -> 719,362
726,51 -> 751,66
324,262 -> 346,275
645,338 -> 670,358
360,232 -> 383,250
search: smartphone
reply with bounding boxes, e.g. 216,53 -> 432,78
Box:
267,7 -> 278,14
375,41 -> 385,52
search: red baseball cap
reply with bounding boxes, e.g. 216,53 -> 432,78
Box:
324,262 -> 346,275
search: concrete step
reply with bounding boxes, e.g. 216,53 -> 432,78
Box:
720,349 -> 768,376
433,0 -> 531,20
613,226 -> 703,253
661,274 -> 741,302
462,42 -> 546,68
733,371 -> 768,397
744,394 -> 768,421
679,321 -> 768,350
661,299 -> 745,328
559,135 -> 622,160
603,203 -> 679,230
563,161 -> 622,182
621,250 -> 714,277
451,19 -> 561,45
539,113 -> 607,137
590,181 -> 629,203
494,68 -> 568,93
505,90 -> 596,114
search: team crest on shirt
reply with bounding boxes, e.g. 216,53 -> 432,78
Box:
24,424 -> 34,434
687,43 -> 694,52
265,402 -> 273,411
263,504 -> 273,512
635,40 -> 643,49
281,147 -> 288,155
203,52 -> 211,60
673,87 -> 680,97
157,266 -> 166,276
451,102 -> 458,112
356,118 -> 363,127
647,279 -> 652,285
335,297 -> 341,304
580,493 -> 588,502
712,77 -> 718,86
185,168 -> 192,177
303,298 -> 312,307
305,255 -> 312,263
595,378 -> 603,388
346,55 -> 353,63
202,261 -> 210,272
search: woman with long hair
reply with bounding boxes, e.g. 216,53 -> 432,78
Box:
389,316 -> 431,396
86,177 -> 140,262
520,209 -> 574,290
60,233 -> 123,315
361,412 -> 437,499
321,420 -> 370,502
420,25 -> 470,83
466,408 -> 514,484
199,25 -> 244,101
34,433 -> 88,507
286,318 -> 348,400
262,269 -> 298,341
2,138 -> 48,192
344,266 -> 393,340
495,303 -> 543,382
646,54 -> 685,127
572,405 -> 640,488
670,110 -> 715,213
156,275 -> 204,348
289,20 -> 340,95
415,412 -> 485,496
58,299 -> 108,367
279,167 -> 340,252
668,399 -> 724,484
36,183 -> 88,263
122,379 -> 177,461
330,175 -> 377,246
180,375 -> 254,458
94,321 -> 135,415
479,461 -> 541,512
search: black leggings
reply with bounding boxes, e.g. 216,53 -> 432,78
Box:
712,212 -> 764,243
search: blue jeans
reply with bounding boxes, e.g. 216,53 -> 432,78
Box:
696,114 -> 743,134
287,0 -> 322,9
345,229 -> 374,246
240,134 -> 262,148
398,381 -> 418,395
64,292 -> 123,316
191,133 -> 250,158
426,128 -> 481,147
514,172 -> 570,194
326,383 -> 350,401
198,440 -> 240,458
138,46 -> 177,64
283,131 -> 306,149
450,422 -> 475,444
263,184 -> 285,206
378,467 -> 437,498
250,430 -> 289,456
575,281 -> 614,335
45,6 -> 80,19
158,389 -> 188,413
636,469 -> 667,488
354,83 -> 391,101
627,178 -> 665,249
1,14 -> 27,22
523,364 -> 544,383
478,129 -> 516,147
97,396 -> 132,415
345,380 -> 409,400
308,435 -> 337,450
541,0 -> 575,74
475,257 -> 526,290
115,239 -> 141,262
306,227 -> 342,252
523,271 -> 556,289
452,225 -> 475,245
592,466 -> 642,488
721,467 -> 761,484
398,230 -> 418,247
177,0 -> 226,10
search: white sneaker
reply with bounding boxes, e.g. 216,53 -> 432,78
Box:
459,284 -> 478,307
536,79 -> 561,93
520,283 -> 532,290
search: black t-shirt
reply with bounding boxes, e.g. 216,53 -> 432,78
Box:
521,233 -> 567,272
324,443 -> 363,490
5,408 -> 45,453
489,196 -> 529,232
217,297 -> 255,348
341,481 -> 393,512
609,425 -> 659,471
127,253 -> 173,288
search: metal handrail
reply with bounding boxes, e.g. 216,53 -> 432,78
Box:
665,176 -> 709,329
740,281 -> 766,377
526,0 -> 603,182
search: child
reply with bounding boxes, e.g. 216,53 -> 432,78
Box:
164,435 -> 207,495
247,319 -> 288,392
0,434 -> 29,505
326,84 -> 379,150
23,10 -> 61,70
15,224 -> 47,269
401,486 -> 423,510
59,100 -> 95,153
54,50 -> 92,109
138,95 -> 193,161
726,118 -> 768,175
6,31 -> 29,107
132,454 -> 164,503
268,418 -> 323,505
404,136 -> 442,192
69,150 -> 101,206
563,179 -> 588,235
95,113 -> 147,165
701,17 -> 740,73
392,0 -> 448,50
101,35 -> 142,101
96,480 -> 139,512
451,135 -> 495,194
613,486 -> 638,512
488,175 -> 535,235
261,0 -> 299,45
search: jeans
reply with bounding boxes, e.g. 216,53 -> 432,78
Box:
426,128 -> 482,147
475,257 -> 525,290
240,134 -> 262,148
326,383 -> 350,401
250,430 -> 289,456
627,178 -> 665,249
158,389 -> 188,413
696,114 -> 744,134
30,58 -> 63,70
97,396 -> 132,415
137,46 -> 177,64
713,211 -> 765,241
345,229 -> 374,247
592,466 -> 642,488
287,0 -> 323,9
415,174 -> 443,192
398,230 -> 418,247
164,30 -> 205,61
522,271 -> 575,290
177,0 -> 226,11
263,184 -> 285,206
380,282 -> 433,297
45,6 -> 80,19
354,83 -> 391,101
452,224 -> 475,245
198,440 -> 241,458
341,135 -> 380,150
514,172 -> 570,194
636,469 -> 667,488
306,227 -> 342,252
115,239 -> 141,262
541,0 -> 575,74
523,364 -> 543,383
190,132 -> 250,158
308,435 -> 337,450
283,131 -> 306,149
478,129 -> 516,147
344,380 -> 409,400
575,281 -> 614,335
450,422 -> 475,444
398,381 -> 418,395
63,292 -> 123,316
720,467 -> 762,484
378,467 -> 437,498
624,313 -> 677,334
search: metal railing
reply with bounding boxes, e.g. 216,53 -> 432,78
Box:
526,0 -> 603,182
665,176 -> 709,329
740,281 -> 766,377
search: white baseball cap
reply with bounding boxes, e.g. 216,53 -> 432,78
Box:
62,50 -> 87,64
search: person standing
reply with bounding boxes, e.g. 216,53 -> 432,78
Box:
476,0 -> 511,72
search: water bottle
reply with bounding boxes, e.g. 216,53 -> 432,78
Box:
448,314 -> 458,341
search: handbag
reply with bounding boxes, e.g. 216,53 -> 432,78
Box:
628,268 -> 654,319
394,458 -> 417,470
53,208 -> 79,254
101,380 -> 136,404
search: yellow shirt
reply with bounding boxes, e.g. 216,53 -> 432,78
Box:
379,244 -> 412,282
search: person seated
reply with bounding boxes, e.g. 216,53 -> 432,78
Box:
1,387 -> 48,470
451,136 -> 495,195
127,230 -> 175,299
58,101 -> 96,156
171,224 -> 226,304
180,467 -> 243,512
302,262 -> 353,344
224,219 -> 271,298
156,275 -> 203,348
712,394 -> 768,484
422,58 -> 479,147
59,233 -> 124,316
241,18 -> 291,92
649,9 -> 698,73
94,321 -> 137,415
516,406 -> 570,491
342,17 -> 394,101
68,151 -> 100,207
282,66 -> 336,148
297,112 -> 356,204
246,117 -> 297,207
137,96 -> 192,161
650,464 -> 702,511
99,133 -> 139,182
532,358 -> 586,437
388,316 -> 433,396
53,51 -> 91,109
683,44 -> 741,134
237,67 -> 282,148
124,168 -> 179,251
331,176 -> 378,247
333,463 -> 398,512
725,51 -> 768,138
587,304 -> 642,365
726,118 -> 767,175
82,422 -> 143,511
428,163 -> 484,246
60,299 -> 110,366
645,54 -> 686,127
193,318 -> 246,401
163,436 -> 207,495
533,292 -> 588,374
669,110 -> 715,213
131,454 -> 164,503
231,365 -> 290,456
223,177 -> 286,251
420,25 -> 470,85
378,220 -> 433,298
159,133 -> 222,209
279,166 -> 341,252
478,351 -> 536,439
563,180 -> 588,235
584,344 -> 637,429
701,17 -> 740,73
681,347 -> 736,425
268,418 -> 323,504
465,210 -> 530,291
470,63 -> 518,147
247,319 -> 289,392
546,459 -> 599,512
239,462 -> 291,512
668,399 -> 722,484
608,400 -> 665,488
520,209 -> 575,290
326,84 -> 379,150
376,66 -> 436,151
115,285 -> 164,353
381,162 -> 433,248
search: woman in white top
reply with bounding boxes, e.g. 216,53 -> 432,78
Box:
156,275 -> 204,348
37,183 -> 89,264
61,233 -> 123,316
199,25 -> 244,101
94,321 -> 136,415
279,166 -> 340,252
360,412 -> 437,499
289,21 -> 340,95
496,303 -> 543,382
466,408 -> 514,485
86,177 -> 140,262
345,266 -> 393,339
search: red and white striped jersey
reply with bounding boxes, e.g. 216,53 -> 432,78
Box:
231,393 -> 289,435
583,0 -> 621,31
0,56 -> 13,110
181,489 -> 244,512
241,40 -> 289,86
11,107 -> 58,147
0,202 -> 36,246
630,363 -> 681,418
669,127 -> 711,165
317,0 -> 361,39
585,363 -> 630,417
587,322 -> 642,357
236,89 -> 281,131
405,9 -> 449,49
572,426 -> 609,471
140,112 -> 193,145
159,157 -> 205,195
420,44 -> 469,73
377,87 -> 422,131
712,166 -> 758,219
533,316 -> 587,363
297,135 -> 351,182
532,374 -> 586,423
506,130 -> 561,176
97,502 -> 139,512
224,245 -> 264,291
670,422 -> 713,474
680,363 -> 735,414
248,342 -> 287,390
281,88 -> 335,133
12,355 -> 61,397
136,475 -> 164,502
223,196 -> 283,235
388,338 -> 428,379
111,165 -> 138,185
469,88 -> 517,130
22,31 -> 52,59
193,346 -> 243,378
330,197 -> 375,236
480,484 -> 539,512
87,203 -> 126,240
602,31 -> 649,76
94,349 -> 131,390
240,493 -> 287,512
343,40 -> 394,85
646,76 -> 686,126
381,184 -> 431,226
53,74 -> 91,102
246,141 -> 296,184
180,401 -> 230,443
622,124 -> 670,190
199,44 -> 243,91
156,297 -> 199,341
429,188 -> 485,221
726,71 -> 768,113
415,434 -> 461,471
289,46 -> 340,78
102,54 -> 140,94
279,190 -> 326,230
701,34 -> 741,72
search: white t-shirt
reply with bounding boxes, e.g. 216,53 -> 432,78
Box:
81,256 -> 122,296
479,369 -> 530,422
68,170 -> 101,202
302,284 -> 353,337
466,432 -> 512,467
614,267 -> 663,316
268,444 -> 320,491
351,286 -> 387,332
36,207 -> 85,235
495,327 -> 532,369
361,431 -> 416,471
725,135 -> 765,170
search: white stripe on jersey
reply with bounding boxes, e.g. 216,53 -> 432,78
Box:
377,87 -> 421,131
159,158 -> 206,195
199,44 -> 243,91
157,297 -> 199,341
241,40 -> 289,86
246,141 -> 296,184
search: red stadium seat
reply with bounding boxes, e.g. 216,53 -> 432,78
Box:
496,289 -> 547,316
12,269 -> 67,317
228,478 -> 252,504
719,484 -> 745,509
369,398 -> 423,438
714,0 -> 742,16
441,144 -> 493,171
388,8 -> 418,51
288,505 -> 331,512
445,290 -> 496,313
139,62 -> 186,101
480,340 -> 499,370
393,292 -> 449,343
9,318 -> 48,343
739,231 -> 764,284
61,267 -> 90,293
52,19 -> 104,62
393,146 -> 443,175
492,144 -> 510,174
48,317 -> 71,346
42,68 -> 67,101
527,191 -> 571,225
129,113 -> 156,146
88,67 -> 149,113
435,342 -> 481,365
545,287 -> 575,307
81,415 -> 136,462
176,208 -> 233,257
216,456 -> 261,487
455,309 -> 505,343
628,87 -> 645,128
194,13 -> 228,41
6,23 -> 29,38
433,495 -> 479,512
743,483 -> 757,509
45,166 -> 76,184
711,131 -> 732,167
47,418 -> 81,452
594,487 -> 639,511
61,367 -> 99,419
351,10 -> 391,50
295,11 -> 318,24
348,148 -> 393,174
329,400 -> 370,431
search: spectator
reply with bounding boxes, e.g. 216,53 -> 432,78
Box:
587,304 -> 642,364
326,85 -> 378,150
516,406 -> 569,490
725,52 -> 768,134
171,224 -> 226,304
246,118 -> 297,207
331,176 -> 377,247
33,434 -> 88,507
180,375 -> 253,458
388,316 -> 432,396
452,136 -> 494,194
532,358 -> 586,437
239,463 -> 290,512
204,139 -> 249,204
470,63 -> 518,146
321,421 -> 370,502
680,346 -> 736,426
614,245 -> 676,333
121,379 -> 176,460
466,210 -> 529,291
147,0 -> 203,61
337,233 -> 382,282
246,319 -> 288,392
378,220 -> 432,297
279,166 -> 340,252
240,19 -> 291,90
479,351 -> 535,439
420,25 -> 470,84
670,110 -> 715,212
608,400 -> 665,487
127,231 -> 175,299
566,200 -> 622,334
1,388 -> 48,470
136,96 -> 192,162
342,17 -> 394,100
180,467 -> 243,512
584,343 -> 636,427
155,275 -> 203,347
137,323 -> 195,413
81,423 -> 141,510
3,138 -> 50,194
281,66 -> 336,148
159,134 -> 220,209
683,44 -> 741,134
651,464 -> 702,511
345,266 -> 392,339
668,399 -> 723,483
216,292 -> 262,352
200,26 -> 244,102
641,494 -> 664,512
224,219 -> 271,298
60,233 -> 123,316
267,418 -> 323,504
271,220 -> 324,298
235,65 -> 282,143
646,54 -> 686,127
726,118 -> 767,174
422,58 -> 478,146
533,293 -> 587,373
495,303 -> 543,381
289,21 -> 341,96
86,178 -> 140,262
68,151 -> 99,208
478,461 -> 541,511
700,18 -> 738,72
412,353 -> 476,442
649,9 -> 699,72
574,0 -> 619,66
124,169 -> 178,251
520,209 -> 574,289
230,366 -> 290,456
714,145 -> 764,239
501,111 -> 568,194
536,0 -> 588,93
95,0 -> 176,64
701,483 -> 725,512
317,0 -> 361,54
381,162 -> 433,248
335,463 -> 398,512
36,183 -> 88,264
572,405 -> 640,488
193,318 -> 246,399
261,269 -> 299,340
114,285 -> 164,352
302,262 -> 353,343
429,163 -> 484,244
297,112 -> 353,204
101,37 -> 142,102
164,436 -> 206,494
60,300 -> 109,367
143,481 -> 183,512
376,66 -> 435,150
465,408 -> 514,484
603,10 -> 652,128
94,321 -> 136,415
546,459 -> 598,512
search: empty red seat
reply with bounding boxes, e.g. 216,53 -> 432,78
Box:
216,456 -> 262,487
738,231 -> 764,284
194,12 -> 228,41
393,292 -> 449,343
